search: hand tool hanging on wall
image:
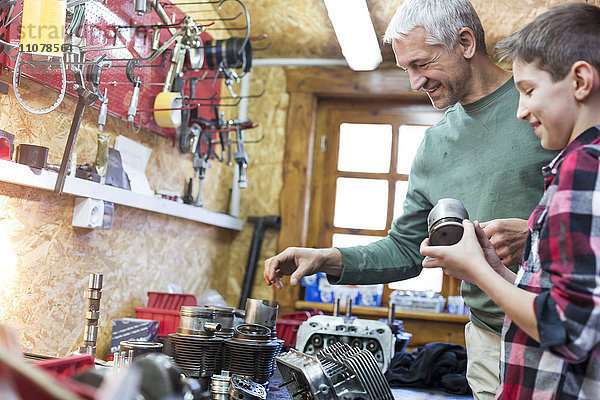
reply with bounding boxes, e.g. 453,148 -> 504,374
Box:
191,130 -> 211,207
231,120 -> 249,189
238,215 -> 281,309
54,64 -> 99,194
95,89 -> 109,177
176,77 -> 200,154
149,0 -> 205,128
125,59 -> 143,131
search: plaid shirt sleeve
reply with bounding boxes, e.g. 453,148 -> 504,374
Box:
535,144 -> 600,363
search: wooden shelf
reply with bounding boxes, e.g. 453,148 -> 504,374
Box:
0,159 -> 243,231
295,300 -> 470,324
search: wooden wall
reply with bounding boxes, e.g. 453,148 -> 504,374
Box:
2,0 -> 599,360
0,65 -> 289,360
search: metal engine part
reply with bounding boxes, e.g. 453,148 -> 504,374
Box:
243,298 -> 279,339
79,273 -> 103,356
169,306 -> 224,383
210,370 -> 230,400
427,198 -> 469,246
223,323 -> 284,384
295,307 -> 395,373
276,343 -> 393,400
228,374 -> 267,400
205,305 -> 236,338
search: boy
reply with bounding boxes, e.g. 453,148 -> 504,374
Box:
419,3 -> 600,399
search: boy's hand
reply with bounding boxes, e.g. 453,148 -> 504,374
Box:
479,218 -> 529,266
420,220 -> 491,284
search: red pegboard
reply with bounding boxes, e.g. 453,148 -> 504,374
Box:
0,0 -> 222,138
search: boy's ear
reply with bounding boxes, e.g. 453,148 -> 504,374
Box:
457,28 -> 477,59
571,61 -> 599,102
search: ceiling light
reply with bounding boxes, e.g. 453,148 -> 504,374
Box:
323,0 -> 383,71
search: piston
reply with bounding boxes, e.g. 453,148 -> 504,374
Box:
205,305 -> 236,338
244,299 -> 279,339
119,341 -> 163,360
427,198 -> 469,246
178,306 -> 221,336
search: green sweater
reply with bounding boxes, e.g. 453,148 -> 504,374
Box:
333,78 -> 558,335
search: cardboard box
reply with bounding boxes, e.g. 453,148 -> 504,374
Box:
302,273 -> 383,307
110,318 -> 159,354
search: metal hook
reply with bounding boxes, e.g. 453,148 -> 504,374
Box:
252,41 -> 273,52
217,0 -> 250,55
114,17 -> 186,31
190,89 -> 264,101
160,1 -> 221,6
183,11 -> 243,22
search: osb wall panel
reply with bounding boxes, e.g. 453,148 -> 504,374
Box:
225,66 -> 289,306
215,0 -> 600,62
0,73 -> 239,359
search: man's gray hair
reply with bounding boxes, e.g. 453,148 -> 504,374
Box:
383,0 -> 487,54
495,3 -> 600,82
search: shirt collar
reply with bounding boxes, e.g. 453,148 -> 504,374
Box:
542,125 -> 600,178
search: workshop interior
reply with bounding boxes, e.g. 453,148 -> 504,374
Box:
0,0 -> 575,399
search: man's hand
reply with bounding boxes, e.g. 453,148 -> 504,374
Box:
479,218 -> 529,266
263,247 -> 343,289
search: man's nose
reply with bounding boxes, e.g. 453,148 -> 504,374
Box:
409,72 -> 427,92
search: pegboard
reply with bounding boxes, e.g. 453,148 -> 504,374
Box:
0,0 -> 224,138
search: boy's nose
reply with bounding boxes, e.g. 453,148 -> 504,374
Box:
516,98 -> 529,120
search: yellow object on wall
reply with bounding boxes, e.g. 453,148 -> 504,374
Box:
20,0 -> 66,56
153,92 -> 183,128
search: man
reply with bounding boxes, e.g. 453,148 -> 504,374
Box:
264,0 -> 556,398
421,5 -> 600,398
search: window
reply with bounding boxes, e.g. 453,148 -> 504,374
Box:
309,101 -> 447,297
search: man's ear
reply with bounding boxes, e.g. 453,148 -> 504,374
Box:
457,28 -> 477,59
571,61 -> 599,102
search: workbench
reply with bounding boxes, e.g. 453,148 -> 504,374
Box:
267,369 -> 474,400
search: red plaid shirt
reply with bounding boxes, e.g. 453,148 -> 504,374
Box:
497,126 -> 600,399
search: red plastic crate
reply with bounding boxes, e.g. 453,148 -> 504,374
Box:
135,292 -> 198,337
35,354 -> 95,379
33,354 -> 97,399
134,307 -> 181,337
146,292 -> 197,309
276,311 -> 323,348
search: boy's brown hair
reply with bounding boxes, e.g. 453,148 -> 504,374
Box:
495,3 -> 600,82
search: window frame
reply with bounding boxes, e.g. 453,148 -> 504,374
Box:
307,99 -> 456,301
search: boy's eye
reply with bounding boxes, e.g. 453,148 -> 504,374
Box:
525,88 -> 534,96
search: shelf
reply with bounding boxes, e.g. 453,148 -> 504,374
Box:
295,300 -> 470,324
0,159 -> 243,231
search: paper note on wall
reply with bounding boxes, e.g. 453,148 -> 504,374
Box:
114,135 -> 153,196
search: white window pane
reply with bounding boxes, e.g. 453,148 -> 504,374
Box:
397,125 -> 428,174
389,268 -> 443,292
338,123 -> 392,173
334,178 -> 388,230
332,234 -> 382,248
393,180 -> 409,220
